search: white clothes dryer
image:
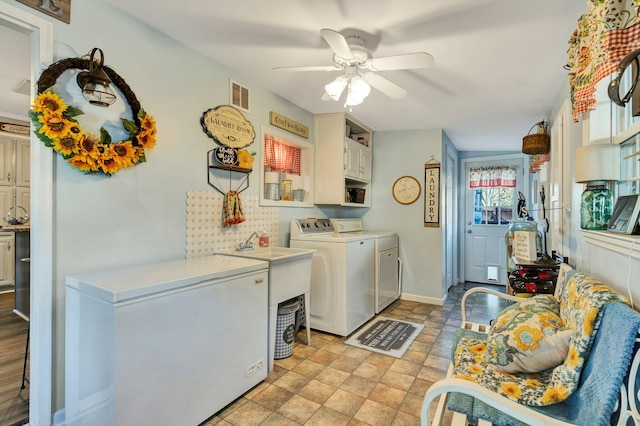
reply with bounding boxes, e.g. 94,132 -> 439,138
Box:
329,219 -> 399,314
290,218 -> 375,336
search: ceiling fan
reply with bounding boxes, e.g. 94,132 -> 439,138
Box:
273,28 -> 434,107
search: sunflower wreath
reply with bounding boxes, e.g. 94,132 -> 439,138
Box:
29,50 -> 157,176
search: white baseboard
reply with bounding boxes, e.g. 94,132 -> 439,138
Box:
400,292 -> 445,306
52,408 -> 65,426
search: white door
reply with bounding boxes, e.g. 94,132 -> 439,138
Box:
463,156 -> 526,284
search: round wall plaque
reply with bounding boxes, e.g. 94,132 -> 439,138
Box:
392,176 -> 421,205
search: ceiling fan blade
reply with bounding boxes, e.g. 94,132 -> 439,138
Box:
320,28 -> 354,60
273,65 -> 341,72
364,52 -> 434,71
363,72 -> 407,99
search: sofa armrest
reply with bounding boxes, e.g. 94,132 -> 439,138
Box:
421,378 -> 574,426
460,287 -> 523,323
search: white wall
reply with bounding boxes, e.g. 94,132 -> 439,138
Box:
365,129 -> 445,303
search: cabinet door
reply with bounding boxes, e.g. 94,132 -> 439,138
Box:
15,139 -> 30,187
0,137 -> 14,186
0,234 -> 15,286
344,139 -> 360,179
16,187 -> 29,218
360,146 -> 372,182
0,187 -> 13,222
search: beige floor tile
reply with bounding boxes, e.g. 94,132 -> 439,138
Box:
368,383 -> 408,409
276,354 -> 304,370
308,349 -> 341,365
305,406 -> 351,426
292,359 -> 326,378
391,411 -> 420,425
223,400 -> 273,426
380,369 -> 415,391
293,343 -> 317,359
329,354 -> 362,373
402,349 -> 428,364
389,359 -> 421,376
365,352 -> 396,369
259,412 -> 300,426
354,399 -> 398,426
324,389 -> 366,417
342,346 -> 373,361
252,384 -> 294,411
353,362 -> 387,381
424,354 -> 451,371
323,341 -> 348,355
273,371 -> 312,393
276,395 -> 320,424
297,379 -> 337,404
265,365 -> 288,384
407,377 -> 433,396
339,374 -> 377,398
399,392 -> 423,418
244,381 -> 270,400
315,366 -> 351,387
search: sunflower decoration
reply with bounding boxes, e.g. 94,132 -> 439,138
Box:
29,88 -> 157,176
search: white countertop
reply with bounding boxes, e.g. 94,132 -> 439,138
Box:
65,255 -> 268,303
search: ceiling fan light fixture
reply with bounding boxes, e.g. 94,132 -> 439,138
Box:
324,75 -> 348,101
345,75 -> 371,106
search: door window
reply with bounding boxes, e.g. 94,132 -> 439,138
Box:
469,166 -> 516,225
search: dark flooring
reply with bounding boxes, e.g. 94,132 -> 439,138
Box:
0,291 -> 29,426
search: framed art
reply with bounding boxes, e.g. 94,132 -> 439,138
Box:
392,176 -> 421,205
230,79 -> 250,113
608,194 -> 640,234
424,161 -> 440,227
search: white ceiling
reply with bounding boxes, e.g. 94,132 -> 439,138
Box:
0,24 -> 30,123
2,0 -> 587,151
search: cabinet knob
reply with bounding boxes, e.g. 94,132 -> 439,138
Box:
254,278 -> 264,284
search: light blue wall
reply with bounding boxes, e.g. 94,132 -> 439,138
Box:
364,129 -> 446,303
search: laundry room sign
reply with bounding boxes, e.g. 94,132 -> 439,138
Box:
424,161 -> 440,227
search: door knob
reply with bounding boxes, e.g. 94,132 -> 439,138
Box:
467,230 -> 472,234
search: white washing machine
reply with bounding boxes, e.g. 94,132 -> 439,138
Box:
329,219 -> 399,314
290,218 -> 375,336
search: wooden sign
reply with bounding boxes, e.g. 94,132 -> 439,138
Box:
201,105 -> 255,149
270,112 -> 309,139
424,162 -> 440,227
16,0 -> 71,23
0,123 -> 29,135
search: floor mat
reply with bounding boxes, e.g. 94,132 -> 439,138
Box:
345,316 -> 425,358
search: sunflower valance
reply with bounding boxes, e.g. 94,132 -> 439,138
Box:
568,0 -> 640,122
469,166 -> 516,188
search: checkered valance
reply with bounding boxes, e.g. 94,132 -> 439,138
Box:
263,135 -> 301,175
568,0 -> 640,121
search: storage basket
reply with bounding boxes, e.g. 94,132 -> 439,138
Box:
274,299 -> 299,359
522,134 -> 550,155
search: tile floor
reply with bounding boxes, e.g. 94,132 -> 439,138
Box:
203,282 -> 508,426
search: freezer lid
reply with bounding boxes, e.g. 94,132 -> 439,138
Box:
65,255 -> 268,303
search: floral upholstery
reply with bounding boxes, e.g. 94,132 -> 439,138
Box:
484,295 -> 571,374
450,272 -> 630,406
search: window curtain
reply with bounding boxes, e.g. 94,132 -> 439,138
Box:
469,166 -> 517,188
263,135 -> 301,175
568,0 -> 640,122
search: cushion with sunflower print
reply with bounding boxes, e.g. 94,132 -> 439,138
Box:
484,295 -> 571,373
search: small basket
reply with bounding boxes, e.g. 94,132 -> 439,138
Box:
522,134 -> 550,155
522,121 -> 550,155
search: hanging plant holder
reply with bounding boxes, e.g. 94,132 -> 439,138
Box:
522,121 -> 550,155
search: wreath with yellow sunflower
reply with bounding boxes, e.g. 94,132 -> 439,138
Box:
29,51 -> 157,176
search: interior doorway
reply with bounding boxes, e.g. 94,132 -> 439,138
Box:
461,154 -> 528,285
0,3 -> 54,425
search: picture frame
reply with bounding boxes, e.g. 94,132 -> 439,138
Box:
608,194 -> 640,234
230,79 -> 250,113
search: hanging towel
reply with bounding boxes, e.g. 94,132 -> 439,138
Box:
223,190 -> 246,227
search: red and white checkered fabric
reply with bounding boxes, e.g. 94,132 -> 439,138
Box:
263,135 -> 301,175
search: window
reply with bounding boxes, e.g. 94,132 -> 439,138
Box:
259,126 -> 314,207
469,166 -> 516,225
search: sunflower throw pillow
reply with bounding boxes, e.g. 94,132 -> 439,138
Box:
485,295 -> 571,374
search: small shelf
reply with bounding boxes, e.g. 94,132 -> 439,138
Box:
209,164 -> 252,174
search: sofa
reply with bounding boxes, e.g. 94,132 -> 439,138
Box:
421,264 -> 640,426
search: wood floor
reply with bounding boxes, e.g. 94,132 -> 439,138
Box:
0,291 -> 29,426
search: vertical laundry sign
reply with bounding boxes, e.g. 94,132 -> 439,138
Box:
424,161 -> 440,227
